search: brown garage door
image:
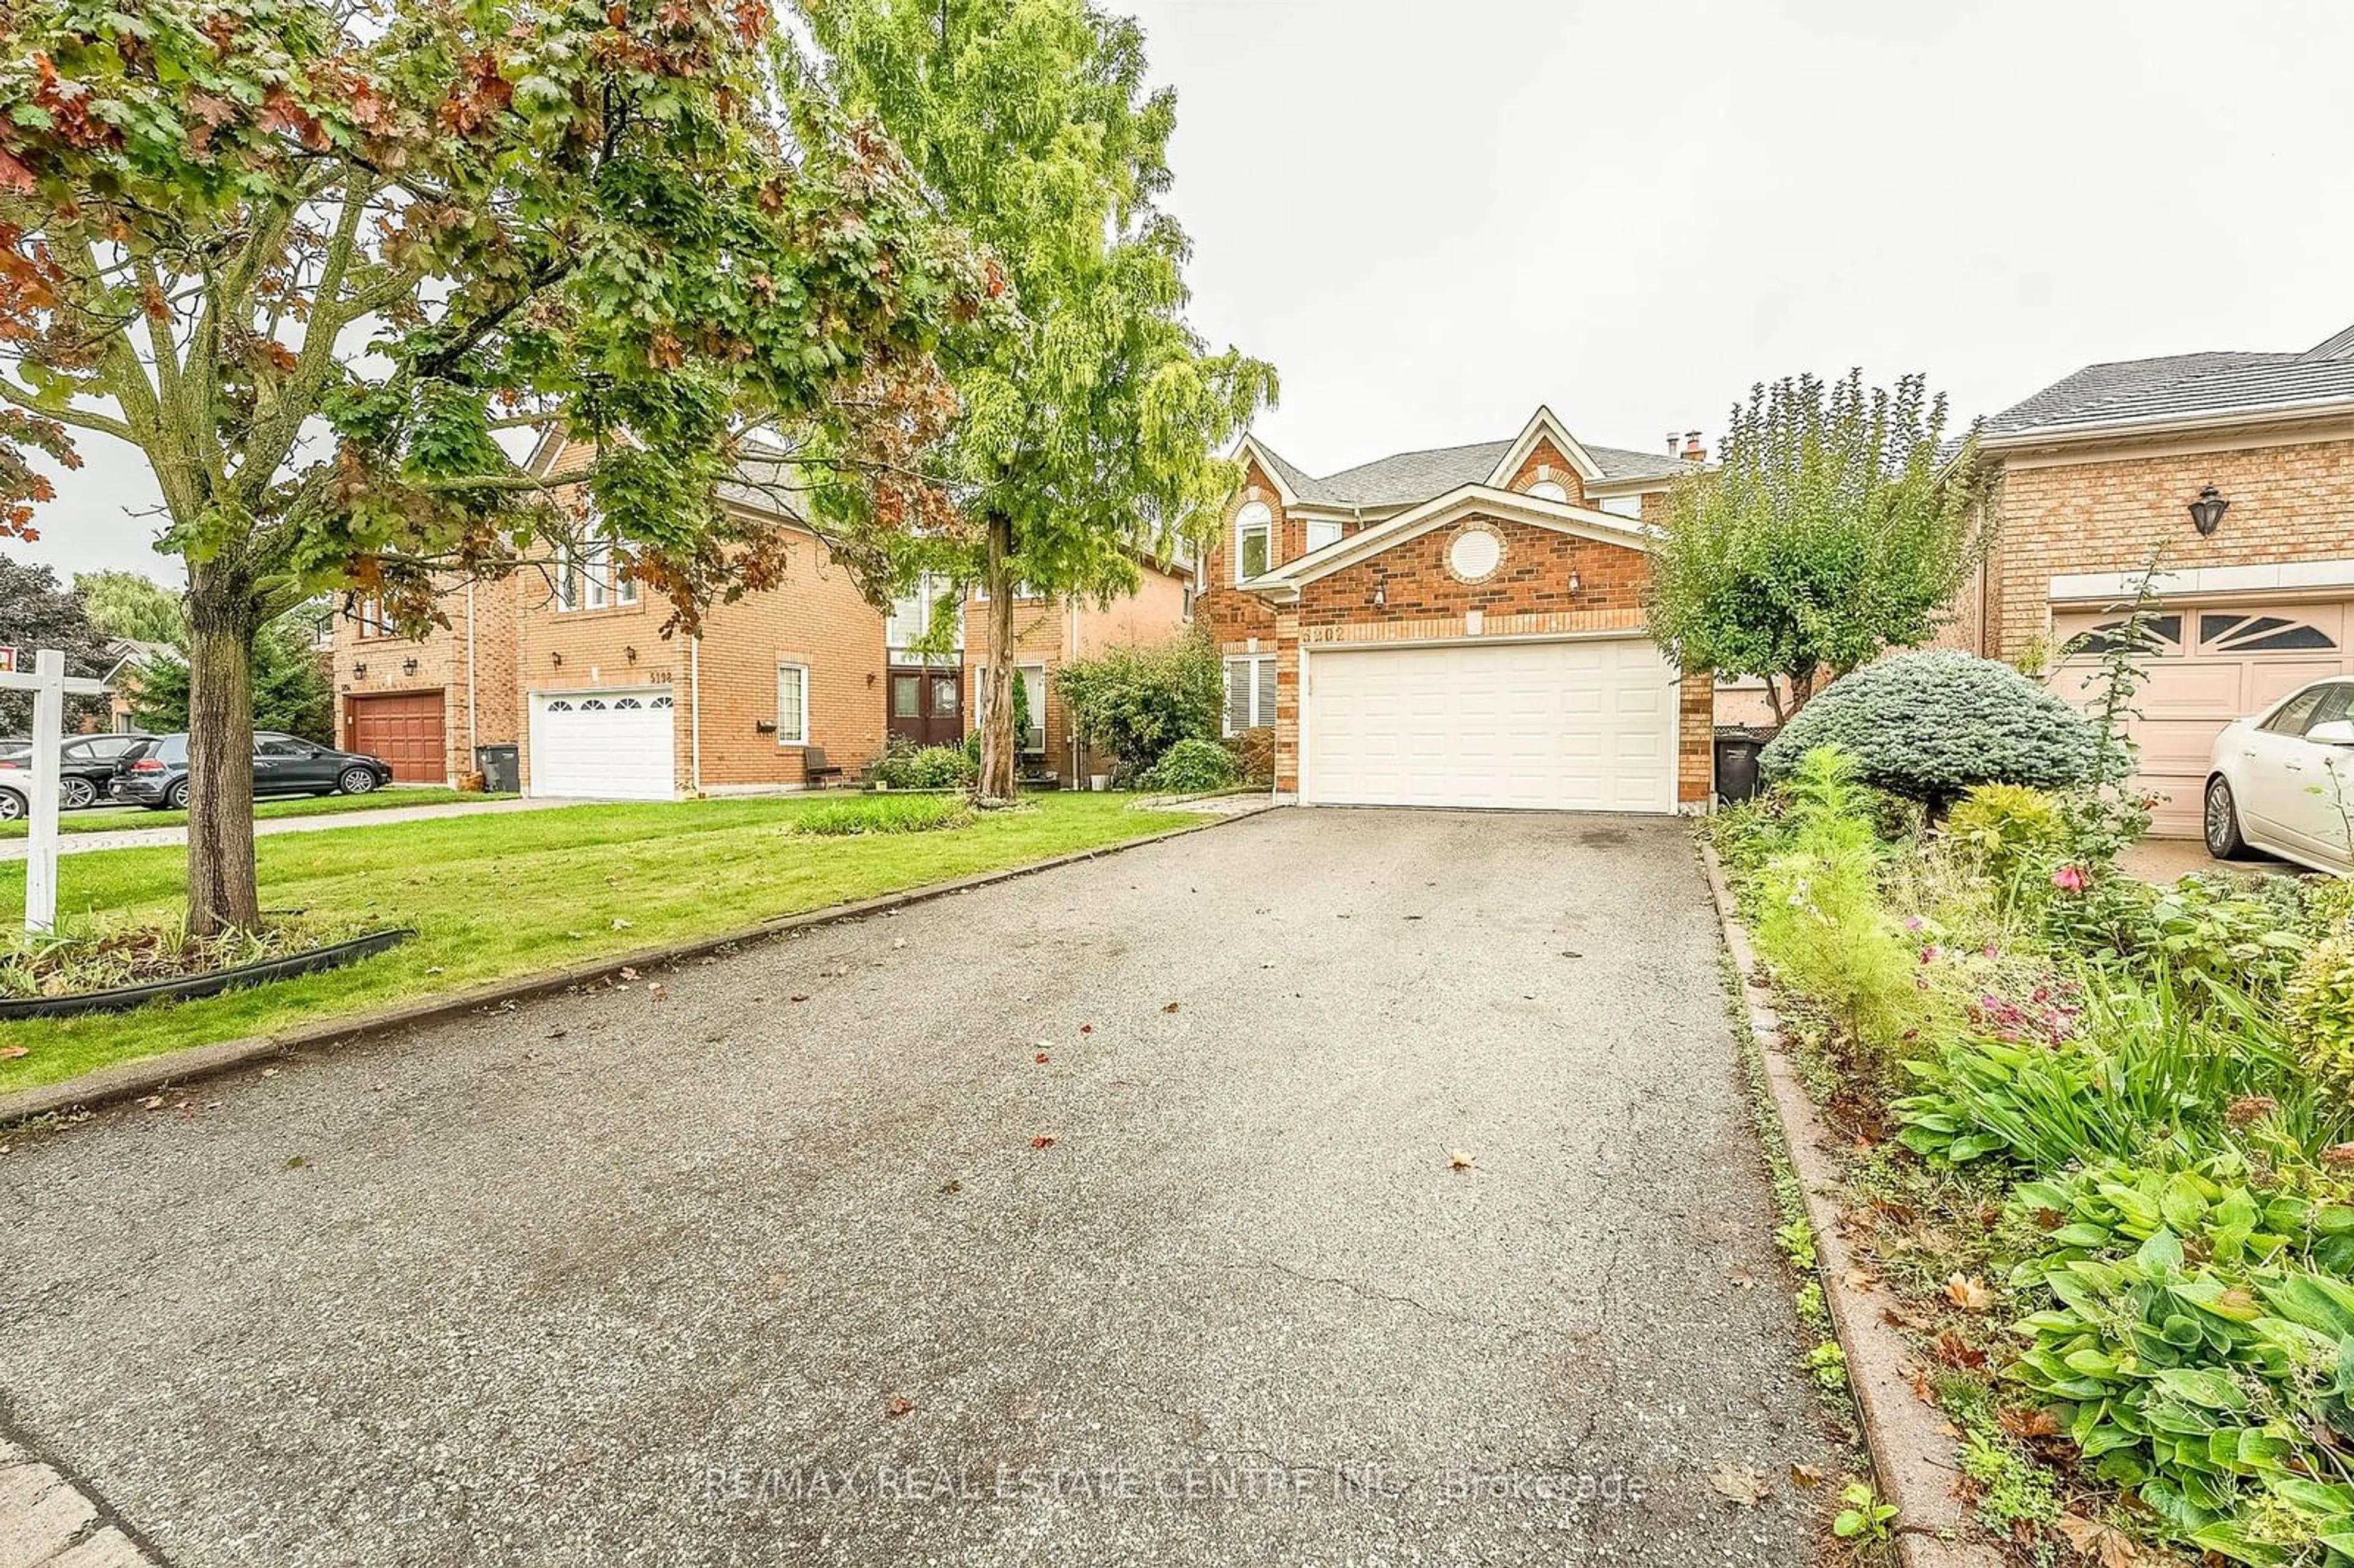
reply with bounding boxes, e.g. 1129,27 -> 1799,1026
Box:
2053,600 -> 2354,837
346,691 -> 447,783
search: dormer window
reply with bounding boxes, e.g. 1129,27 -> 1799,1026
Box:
1235,501 -> 1273,580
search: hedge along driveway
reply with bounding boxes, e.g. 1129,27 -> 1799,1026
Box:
0,793 -> 1194,1094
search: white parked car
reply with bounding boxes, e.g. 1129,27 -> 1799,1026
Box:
2205,676 -> 2354,874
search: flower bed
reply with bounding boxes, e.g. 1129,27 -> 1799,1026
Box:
1715,745 -> 2354,1566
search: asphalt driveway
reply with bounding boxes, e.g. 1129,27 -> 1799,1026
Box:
0,809 -> 1835,1566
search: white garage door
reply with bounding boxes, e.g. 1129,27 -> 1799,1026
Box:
2053,599 -> 2354,837
1302,636 -> 1678,812
529,688 -> 677,800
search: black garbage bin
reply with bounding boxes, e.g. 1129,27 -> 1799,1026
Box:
1713,729 -> 1768,805
476,744 -> 520,794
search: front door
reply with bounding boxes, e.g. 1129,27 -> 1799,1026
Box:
888,665 -> 963,749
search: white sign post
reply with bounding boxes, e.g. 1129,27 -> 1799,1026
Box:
0,650 -> 112,935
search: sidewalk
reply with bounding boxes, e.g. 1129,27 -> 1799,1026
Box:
0,795 -> 584,861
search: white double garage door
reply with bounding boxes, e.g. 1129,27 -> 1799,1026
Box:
528,688 -> 677,799
1299,635 -> 1679,813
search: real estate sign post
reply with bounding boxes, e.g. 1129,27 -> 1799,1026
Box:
0,649 -> 111,934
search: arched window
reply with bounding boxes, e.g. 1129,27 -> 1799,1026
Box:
1525,480 -> 1569,503
1234,500 -> 1273,580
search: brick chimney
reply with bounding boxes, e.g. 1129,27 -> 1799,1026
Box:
1681,430 -> 1705,463
1666,432 -> 1682,457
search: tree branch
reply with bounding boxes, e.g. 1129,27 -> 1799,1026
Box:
0,375 -> 138,443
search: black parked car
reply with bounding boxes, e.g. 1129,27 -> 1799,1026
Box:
0,733 -> 150,816
112,732 -> 395,811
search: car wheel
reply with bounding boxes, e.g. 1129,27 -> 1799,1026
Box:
338,766 -> 379,796
166,778 -> 191,812
2204,775 -> 2255,861
61,776 -> 96,810
0,790 -> 22,823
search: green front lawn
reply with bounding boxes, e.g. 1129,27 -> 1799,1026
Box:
0,786 -> 509,839
0,793 -> 1194,1095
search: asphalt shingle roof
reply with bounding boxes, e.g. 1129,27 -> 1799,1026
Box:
1252,430 -> 1689,509
1984,324 -> 2354,440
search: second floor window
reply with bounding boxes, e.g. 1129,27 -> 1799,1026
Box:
1235,501 -> 1273,581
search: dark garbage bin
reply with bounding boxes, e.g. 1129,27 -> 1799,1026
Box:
1713,729 -> 1769,805
475,744 -> 520,794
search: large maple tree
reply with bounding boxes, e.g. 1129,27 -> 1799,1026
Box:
1,0 -> 988,931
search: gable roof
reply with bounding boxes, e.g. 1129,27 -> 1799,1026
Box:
1252,483 -> 1652,593
1243,415 -> 1689,511
1983,323 -> 2354,444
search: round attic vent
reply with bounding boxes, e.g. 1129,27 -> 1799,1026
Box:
1448,527 -> 1503,582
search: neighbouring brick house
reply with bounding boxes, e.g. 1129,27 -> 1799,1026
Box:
1197,407 -> 1716,810
1964,322 -> 2354,836
959,563 -> 1192,785
332,577 -> 522,785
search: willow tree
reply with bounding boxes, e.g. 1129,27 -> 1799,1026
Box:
1646,371 -> 1984,720
1,0 -> 986,932
805,0 -> 1275,801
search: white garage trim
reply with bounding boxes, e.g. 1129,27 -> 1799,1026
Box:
1298,633 -> 1679,814
528,685 -> 678,801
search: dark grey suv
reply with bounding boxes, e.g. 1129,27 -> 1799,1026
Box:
112,732 -> 395,810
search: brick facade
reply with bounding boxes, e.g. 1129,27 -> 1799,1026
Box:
515,527 -> 887,795
961,563 -> 1192,782
1976,426 -> 2354,663
331,575 -> 522,785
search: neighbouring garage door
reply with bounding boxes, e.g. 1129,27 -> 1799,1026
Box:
1301,636 -> 1678,812
2054,600 -> 2354,837
528,688 -> 677,800
346,691 -> 446,783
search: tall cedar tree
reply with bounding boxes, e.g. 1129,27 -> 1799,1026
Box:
1,0 -> 992,932
1647,371 -> 1984,720
805,0 -> 1276,799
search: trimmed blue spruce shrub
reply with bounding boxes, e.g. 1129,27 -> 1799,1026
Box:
1758,649 -> 2100,799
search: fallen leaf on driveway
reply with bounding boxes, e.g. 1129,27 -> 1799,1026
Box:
259,1067 -> 278,1078
284,1155 -> 308,1170
939,1180 -> 961,1195
790,994 -> 810,1003
1843,1266 -> 1880,1291
1560,950 -> 1582,959
892,937 -> 907,950
1945,1273 -> 1995,1312
1162,1002 -> 1181,1013
1080,1024 -> 1094,1034
547,1027 -> 568,1040
619,967 -> 639,981
1726,1264 -> 1757,1289
647,983 -> 668,1002
884,1396 -> 914,1419
1448,1151 -> 1476,1171
1789,1463 -> 1824,1489
1034,1052 -> 1049,1064
1705,1464 -> 1771,1505
1030,1136 -> 1056,1150
0,1045 -> 26,1059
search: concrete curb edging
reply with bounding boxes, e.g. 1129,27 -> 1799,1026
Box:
1698,841 -> 2002,1568
1,809 -> 1265,1130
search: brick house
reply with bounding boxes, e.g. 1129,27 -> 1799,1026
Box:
957,564 -> 1192,785
1197,407 -> 1716,810
332,577 -> 522,785
1964,323 -> 2354,835
511,443 -> 889,799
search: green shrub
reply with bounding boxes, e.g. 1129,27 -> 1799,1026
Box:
2289,933 -> 2354,1093
1137,737 -> 1239,794
795,795 -> 971,835
1943,783 -> 2069,883
873,740 -> 975,791
1751,748 -> 1940,1057
1759,649 -> 2101,801
1056,634 -> 1220,782
2141,874 -> 2315,1000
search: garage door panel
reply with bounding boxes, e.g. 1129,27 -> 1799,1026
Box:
1303,637 -> 1676,813
2055,599 -> 2354,837
348,691 -> 446,784
530,689 -> 676,800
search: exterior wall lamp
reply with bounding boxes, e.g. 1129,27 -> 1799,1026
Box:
401,657 -> 419,676
2189,485 -> 2230,536
351,661 -> 367,679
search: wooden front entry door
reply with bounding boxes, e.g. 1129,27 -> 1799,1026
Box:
887,665 -> 964,749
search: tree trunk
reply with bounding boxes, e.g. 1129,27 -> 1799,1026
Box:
977,511 -> 1019,803
1785,664 -> 1818,715
185,565 -> 262,936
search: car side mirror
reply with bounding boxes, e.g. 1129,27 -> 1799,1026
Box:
2307,720 -> 2354,746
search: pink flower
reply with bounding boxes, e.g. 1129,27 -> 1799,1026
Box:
2051,865 -> 2088,894
1919,945 -> 1941,964
1903,916 -> 1925,932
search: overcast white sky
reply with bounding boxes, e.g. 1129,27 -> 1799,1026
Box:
18,0 -> 2354,587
